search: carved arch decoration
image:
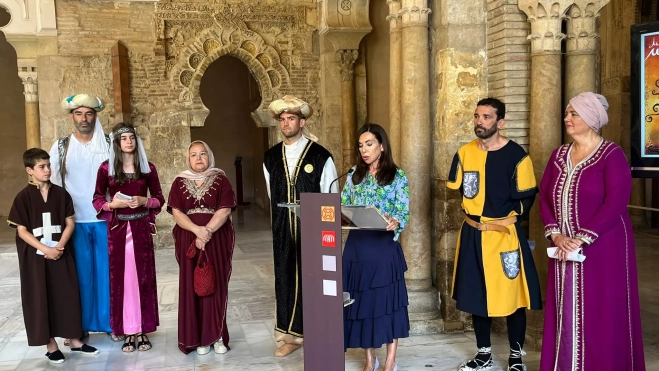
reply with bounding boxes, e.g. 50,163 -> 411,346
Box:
165,9 -> 295,128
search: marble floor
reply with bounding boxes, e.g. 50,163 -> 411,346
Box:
0,207 -> 657,371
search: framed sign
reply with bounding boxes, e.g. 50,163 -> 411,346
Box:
631,21 -> 659,177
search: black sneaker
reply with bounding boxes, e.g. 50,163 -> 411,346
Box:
70,344 -> 99,355
45,350 -> 65,364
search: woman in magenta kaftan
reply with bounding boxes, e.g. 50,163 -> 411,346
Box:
167,141 -> 236,355
539,93 -> 645,371
93,123 -> 164,352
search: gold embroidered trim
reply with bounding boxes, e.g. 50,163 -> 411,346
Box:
186,207 -> 216,215
181,175 -> 217,205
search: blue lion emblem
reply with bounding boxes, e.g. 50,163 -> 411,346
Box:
500,250 -> 521,279
463,171 -> 479,199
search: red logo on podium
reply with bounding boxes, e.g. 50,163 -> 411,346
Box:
321,231 -> 336,247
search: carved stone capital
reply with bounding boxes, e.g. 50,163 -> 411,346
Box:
519,0 -> 574,53
17,60 -> 38,103
336,49 -> 359,82
320,0 -> 371,32
400,0 -> 431,27
387,0 -> 402,32
565,0 -> 609,52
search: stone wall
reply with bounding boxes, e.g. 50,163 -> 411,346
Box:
40,0 -> 323,247
486,0 -> 531,147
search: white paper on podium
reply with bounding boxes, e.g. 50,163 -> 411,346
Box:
323,279 -> 337,296
322,255 -> 336,272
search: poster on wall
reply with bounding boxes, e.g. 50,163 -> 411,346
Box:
631,21 -> 659,178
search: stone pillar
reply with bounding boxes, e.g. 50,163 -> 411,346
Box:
387,0 -> 402,163
337,49 -> 359,175
564,0 -> 609,143
519,0 -> 573,348
399,0 -> 441,334
18,61 -> 40,149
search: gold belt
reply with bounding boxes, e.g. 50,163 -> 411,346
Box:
464,216 -> 517,235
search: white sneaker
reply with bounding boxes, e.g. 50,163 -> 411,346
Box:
196,345 -> 211,355
214,341 -> 228,354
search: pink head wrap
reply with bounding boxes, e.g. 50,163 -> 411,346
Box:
567,92 -> 609,132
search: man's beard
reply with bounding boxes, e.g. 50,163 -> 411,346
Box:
475,125 -> 497,139
75,120 -> 94,134
282,127 -> 301,138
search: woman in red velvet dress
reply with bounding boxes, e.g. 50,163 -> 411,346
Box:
93,123 -> 164,352
167,140 -> 236,355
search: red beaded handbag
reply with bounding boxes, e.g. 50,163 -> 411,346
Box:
194,249 -> 215,297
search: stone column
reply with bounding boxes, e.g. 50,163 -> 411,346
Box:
519,0 -> 573,347
337,49 -> 359,175
18,61 -> 41,149
399,0 -> 441,334
564,0 -> 609,143
387,0 -> 402,163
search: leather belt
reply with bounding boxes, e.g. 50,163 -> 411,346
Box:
464,216 -> 517,235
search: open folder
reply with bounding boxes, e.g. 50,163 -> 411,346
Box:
340,205 -> 389,230
277,203 -> 389,230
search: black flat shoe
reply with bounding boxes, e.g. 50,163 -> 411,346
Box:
70,344 -> 99,355
45,350 -> 65,364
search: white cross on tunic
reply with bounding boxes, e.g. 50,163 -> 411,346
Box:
32,212 -> 61,241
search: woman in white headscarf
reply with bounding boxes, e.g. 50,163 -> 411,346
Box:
92,123 -> 164,352
538,92 -> 645,371
167,141 -> 237,355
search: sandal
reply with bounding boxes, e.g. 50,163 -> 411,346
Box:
109,333 -> 125,342
122,335 -> 136,353
137,334 -> 152,351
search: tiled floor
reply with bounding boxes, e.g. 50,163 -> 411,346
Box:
0,207 -> 657,371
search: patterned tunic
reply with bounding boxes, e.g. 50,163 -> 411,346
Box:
341,168 -> 409,240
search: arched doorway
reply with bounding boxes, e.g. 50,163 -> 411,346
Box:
193,55 -> 270,213
0,19 -> 27,216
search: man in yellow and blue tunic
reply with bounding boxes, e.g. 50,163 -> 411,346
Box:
447,98 -> 541,371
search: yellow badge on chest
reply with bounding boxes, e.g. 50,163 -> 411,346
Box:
304,164 -> 314,173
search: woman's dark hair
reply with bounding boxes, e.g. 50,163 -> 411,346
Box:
352,123 -> 398,186
111,122 -> 143,185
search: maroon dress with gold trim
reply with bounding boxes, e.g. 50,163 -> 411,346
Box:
167,174 -> 236,354
92,161 -> 165,336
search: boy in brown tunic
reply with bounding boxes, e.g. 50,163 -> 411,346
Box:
8,148 -> 99,364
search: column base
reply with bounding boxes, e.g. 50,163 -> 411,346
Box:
408,287 -> 443,335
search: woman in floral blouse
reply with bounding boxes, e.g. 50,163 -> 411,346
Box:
341,123 -> 410,371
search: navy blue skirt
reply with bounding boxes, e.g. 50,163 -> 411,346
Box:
343,230 -> 410,350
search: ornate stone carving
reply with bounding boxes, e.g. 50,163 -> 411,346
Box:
203,39 -> 221,55
566,0 -> 609,52
188,52 -> 205,70
267,70 -> 281,88
17,60 -> 38,103
519,0 -> 574,53
180,70 -> 194,87
387,0 -> 402,32
400,0 -> 431,26
336,49 -> 359,82
241,41 -> 258,56
320,0 -> 371,30
256,53 -> 272,69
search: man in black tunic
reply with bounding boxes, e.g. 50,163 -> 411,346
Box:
263,95 -> 338,357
